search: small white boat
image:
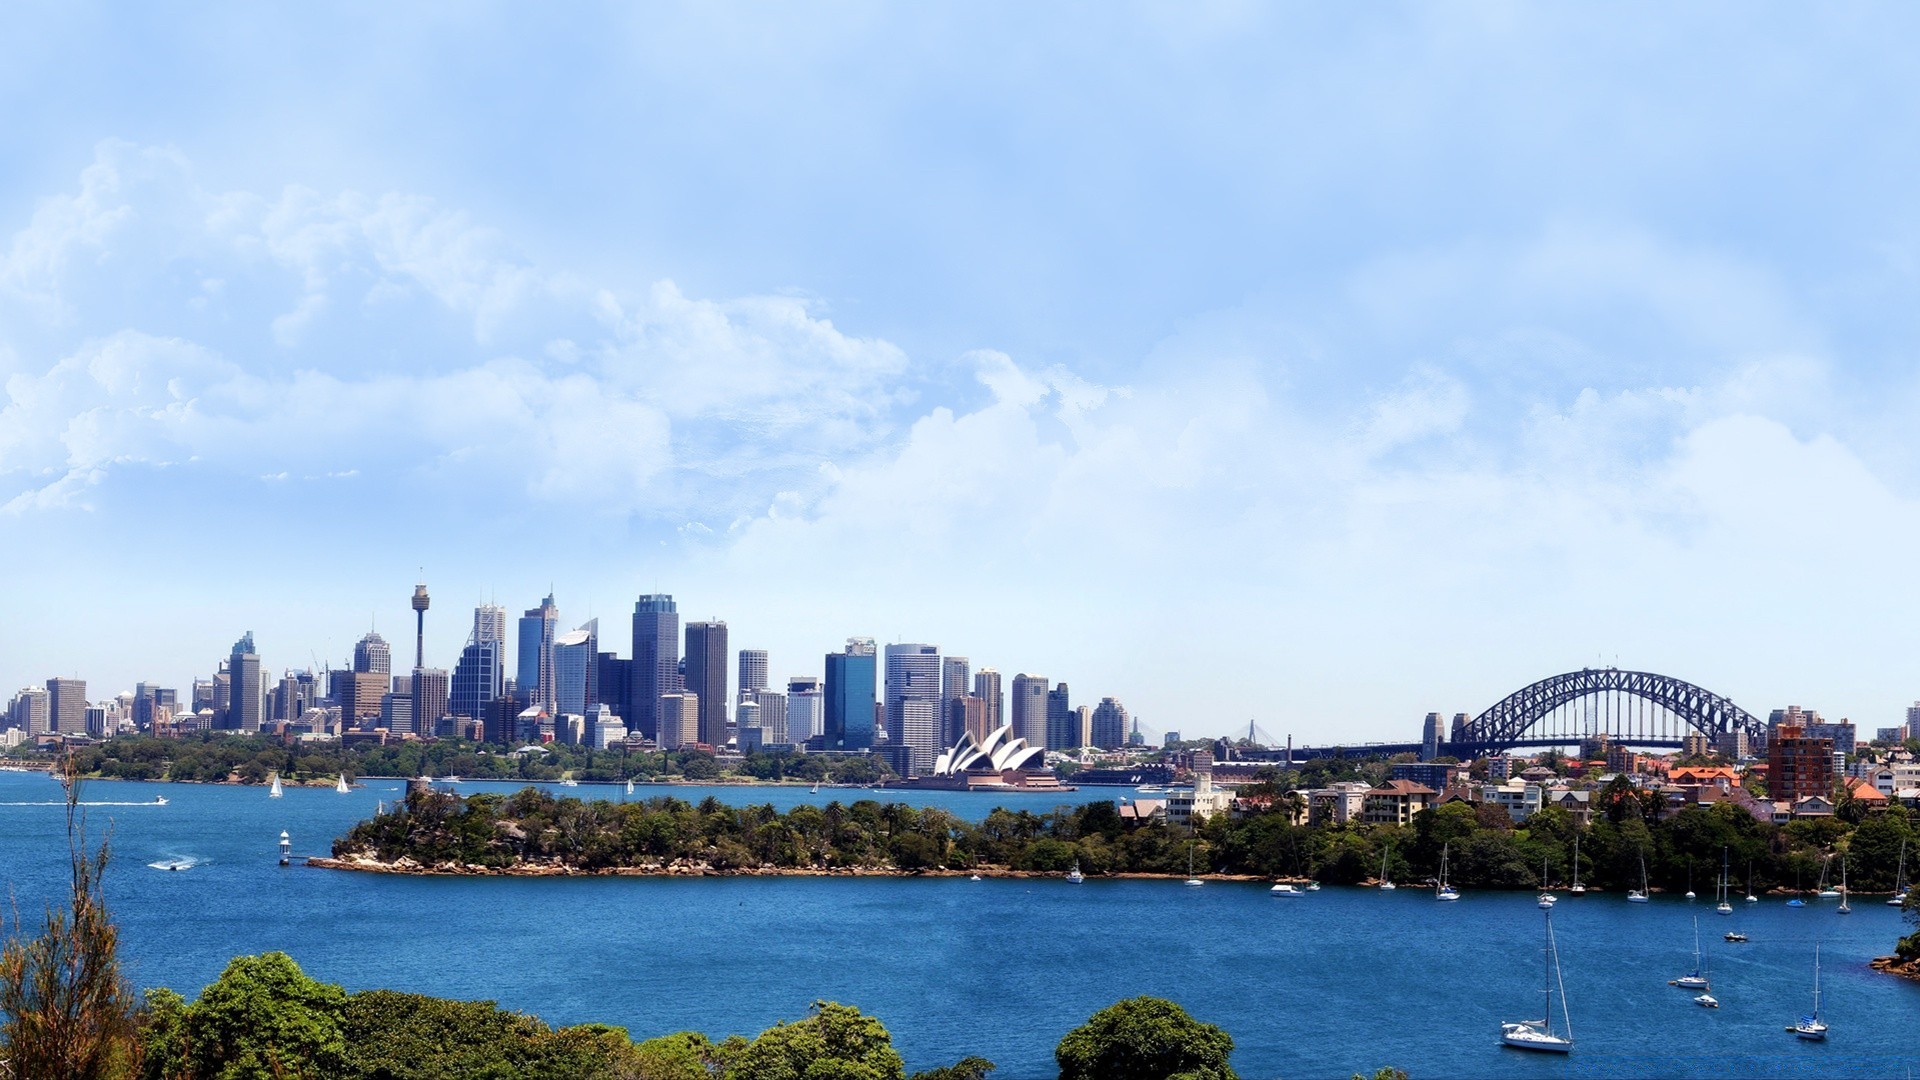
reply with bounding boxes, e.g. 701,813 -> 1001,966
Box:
1537,855 -> 1555,907
1569,834 -> 1585,895
969,873 -> 982,882
1538,894 -> 1556,909
1628,850 -> 1651,902
1669,917 -> 1710,990
1269,883 -> 1305,897
268,773 -> 284,799
443,775 -> 460,784
1891,839 -> 1909,906
559,777 -> 579,787
1501,908 -> 1573,1053
154,795 -> 168,806
625,778 -> 636,796
1724,931 -> 1748,943
1837,860 -> 1851,914
336,774 -> 351,794
1305,881 -> 1320,891
1695,992 -> 1719,1009
1790,946 -> 1827,1041
1185,844 -> 1203,887
1379,848 -> 1396,890
1066,861 -> 1084,884
809,783 -> 820,794
1816,854 -> 1840,898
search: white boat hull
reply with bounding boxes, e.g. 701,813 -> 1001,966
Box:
1500,1023 -> 1571,1053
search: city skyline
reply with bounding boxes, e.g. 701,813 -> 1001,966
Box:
7,8 -> 1920,739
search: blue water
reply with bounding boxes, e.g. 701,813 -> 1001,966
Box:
3,771 -> 1918,1079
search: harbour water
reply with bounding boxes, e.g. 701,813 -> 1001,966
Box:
3,771 -> 1917,1077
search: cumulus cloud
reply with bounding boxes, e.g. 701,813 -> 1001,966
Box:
0,142 -> 908,520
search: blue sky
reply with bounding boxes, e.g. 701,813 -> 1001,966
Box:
5,3 -> 1920,742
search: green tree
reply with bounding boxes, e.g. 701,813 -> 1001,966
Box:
722,1001 -> 906,1080
907,1057 -> 996,1080
1055,996 -> 1236,1080
143,952 -> 348,1080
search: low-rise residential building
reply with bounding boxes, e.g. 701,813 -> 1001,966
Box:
1306,781 -> 1373,826
1362,780 -> 1436,825
1482,779 -> 1543,823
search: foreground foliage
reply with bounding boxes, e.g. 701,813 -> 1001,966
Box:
1055,997 -> 1236,1080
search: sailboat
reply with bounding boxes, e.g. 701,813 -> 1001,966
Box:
1501,908 -> 1573,1053
625,778 -> 636,797
1787,866 -> 1806,907
1067,860 -> 1085,884
268,772 -> 284,799
1569,834 -> 1585,896
1889,839 -> 1908,906
1670,917 -> 1710,990
1379,847 -> 1396,890
1436,842 -> 1460,901
1789,946 -> 1828,1040
809,782 -> 820,795
1716,848 -> 1733,915
1537,854 -> 1557,908
1628,851 -> 1651,903
1185,843 -> 1203,887
1746,860 -> 1759,903
1685,860 -> 1696,900
1816,854 -> 1840,899
335,774 -> 350,794
1837,859 -> 1851,915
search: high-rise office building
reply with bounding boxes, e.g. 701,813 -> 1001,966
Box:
47,677 -> 87,736
958,695 -> 989,744
412,668 -> 449,737
660,691 -> 699,750
750,688 -> 788,745
133,682 -> 177,730
787,676 -> 823,742
825,639 -> 877,751
684,621 -> 729,748
1011,674 -> 1049,751
1090,697 -> 1130,750
353,631 -> 392,675
9,687 -> 49,735
450,604 -> 507,730
229,631 -> 263,732
553,619 -> 599,718
973,669 -> 1004,733
596,653 -> 629,716
940,656 -> 970,746
629,594 -> 678,741
341,671 -> 387,727
739,650 -> 768,696
885,644 -> 942,776
1046,681 -> 1074,750
517,594 -> 560,715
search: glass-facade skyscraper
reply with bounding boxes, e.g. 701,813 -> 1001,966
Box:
885,643 -> 941,776
825,638 -> 877,751
629,594 -> 678,741
517,593 -> 559,715
451,604 -> 506,740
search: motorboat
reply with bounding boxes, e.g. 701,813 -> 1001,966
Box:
1305,881 -> 1320,891
1724,931 -> 1748,943
1066,861 -> 1084,885
1500,908 -> 1573,1053
559,777 -> 579,787
1695,992 -> 1719,1009
1269,883 -> 1305,898
154,795 -> 168,806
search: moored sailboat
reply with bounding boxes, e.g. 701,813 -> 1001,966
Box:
1436,841 -> 1460,901
1379,847 -> 1396,890
1627,851 -> 1650,903
1715,848 -> 1733,915
1890,839 -> 1909,906
1501,907 -> 1573,1053
1789,945 -> 1827,1041
1669,917 -> 1709,990
1569,834 -> 1585,895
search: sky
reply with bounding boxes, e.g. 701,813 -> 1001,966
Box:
5,3 -> 1920,743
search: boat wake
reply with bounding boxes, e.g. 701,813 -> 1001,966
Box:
147,855 -> 204,872
0,800 -> 172,807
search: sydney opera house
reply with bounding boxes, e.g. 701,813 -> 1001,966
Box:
902,724 -> 1073,791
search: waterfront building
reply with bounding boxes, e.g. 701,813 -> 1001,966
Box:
739,650 -> 768,696
9,686 -> 49,735
660,691 -> 699,750
553,620 -> 599,717
412,667 -> 449,737
825,639 -> 877,751
46,677 -> 87,736
1167,755 -> 1234,828
517,594 -> 560,715
684,621 -> 729,748
885,643 -> 942,776
1769,722 -> 1836,802
1362,780 -> 1438,825
629,594 -> 679,742
1481,779 -> 1544,823
1306,781 -> 1374,825
353,631 -> 392,676
1046,682 -> 1074,749
1010,674 -> 1048,752
1090,697 -> 1129,750
973,668 -> 1003,733
787,677 -> 823,742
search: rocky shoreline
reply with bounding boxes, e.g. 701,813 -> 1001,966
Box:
306,852 -> 1277,882
1870,955 -> 1920,983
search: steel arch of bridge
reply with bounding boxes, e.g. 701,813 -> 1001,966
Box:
1453,668 -> 1763,756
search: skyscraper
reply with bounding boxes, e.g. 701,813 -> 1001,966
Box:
353,631 -> 391,675
973,669 -> 1004,733
660,691 -> 699,750
47,677 -> 87,736
1046,681 -> 1074,750
553,620 -> 599,721
1090,697 -> 1130,750
940,656 -> 970,746
473,604 -> 508,645
751,688 -> 788,745
787,676 -> 823,742
1011,674 -> 1049,751
629,594 -> 678,741
825,639 -> 877,751
451,637 -> 505,738
412,668 -> 449,737
229,632 -> 263,732
738,649 -> 769,697
10,686 -> 49,734
517,594 -> 560,715
684,621 -> 729,748
885,644 -> 942,776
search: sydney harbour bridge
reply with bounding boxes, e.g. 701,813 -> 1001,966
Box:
1284,667 -> 1766,761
